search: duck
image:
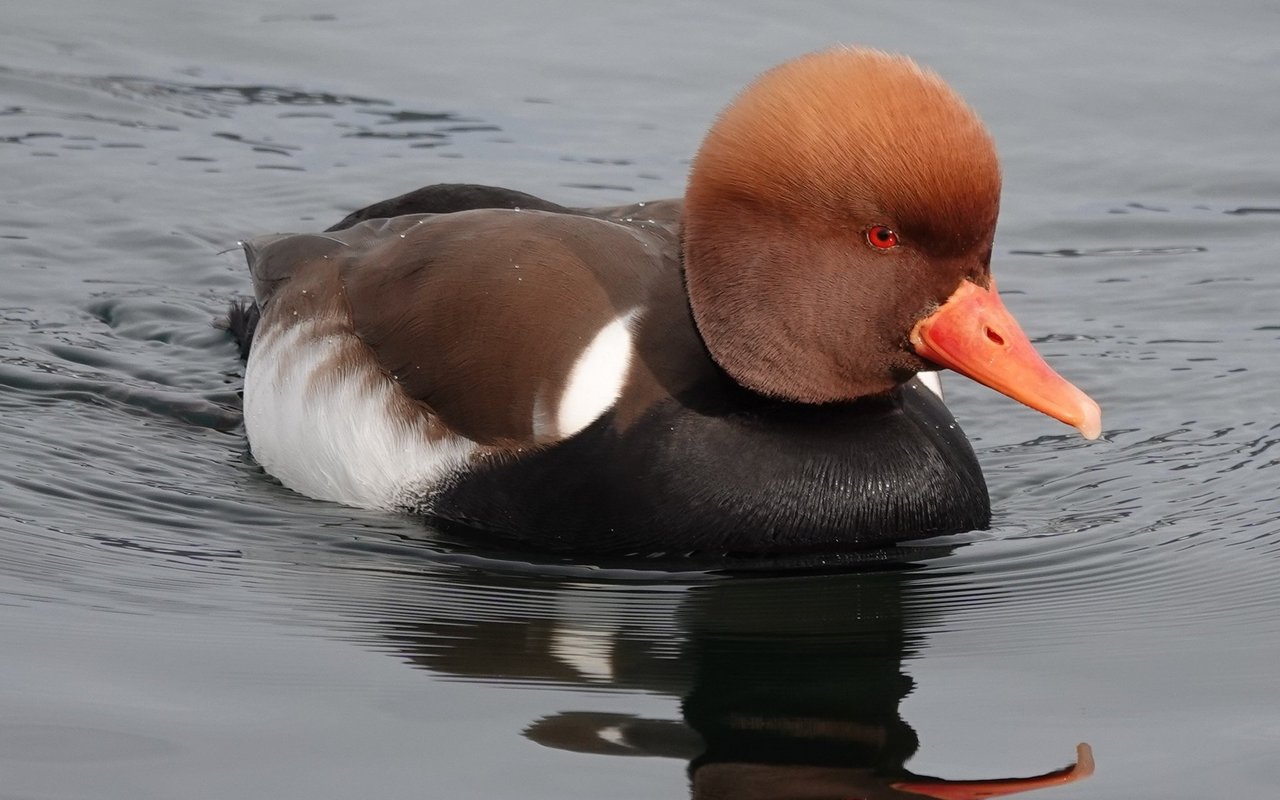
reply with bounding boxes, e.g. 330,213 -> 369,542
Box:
230,47 -> 1101,557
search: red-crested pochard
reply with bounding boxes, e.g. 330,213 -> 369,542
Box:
231,47 -> 1101,556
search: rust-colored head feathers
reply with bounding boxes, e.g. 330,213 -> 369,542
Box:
683,48 -> 1004,403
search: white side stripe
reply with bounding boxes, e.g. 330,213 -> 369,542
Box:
555,311 -> 636,438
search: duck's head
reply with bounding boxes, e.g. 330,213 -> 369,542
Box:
683,48 -> 1101,439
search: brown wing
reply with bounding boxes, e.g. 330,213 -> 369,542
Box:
244,231 -> 351,309
248,207 -> 683,447
326,183 -> 573,232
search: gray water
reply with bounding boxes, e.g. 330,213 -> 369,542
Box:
3,1 -> 1279,797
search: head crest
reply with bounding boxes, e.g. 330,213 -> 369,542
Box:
687,47 -> 1000,248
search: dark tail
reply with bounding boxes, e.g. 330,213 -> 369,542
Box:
221,299 -> 261,361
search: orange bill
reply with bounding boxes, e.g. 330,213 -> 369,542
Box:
910,281 -> 1102,440
891,742 -> 1095,800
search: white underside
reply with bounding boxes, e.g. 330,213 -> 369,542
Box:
243,320 -> 475,510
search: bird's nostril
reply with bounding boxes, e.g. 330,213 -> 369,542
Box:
985,327 -> 1005,346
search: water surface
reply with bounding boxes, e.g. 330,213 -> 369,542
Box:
2,1 -> 1279,797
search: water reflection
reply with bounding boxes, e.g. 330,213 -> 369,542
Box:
373,564 -> 1092,799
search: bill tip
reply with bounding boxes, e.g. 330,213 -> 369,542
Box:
1076,400 -> 1103,440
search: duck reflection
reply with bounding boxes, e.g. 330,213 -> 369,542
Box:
380,564 -> 1091,799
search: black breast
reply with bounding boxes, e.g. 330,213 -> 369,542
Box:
428,380 -> 989,557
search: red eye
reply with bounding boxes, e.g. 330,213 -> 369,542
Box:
866,225 -> 899,250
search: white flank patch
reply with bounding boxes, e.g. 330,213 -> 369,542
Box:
917,370 -> 944,400
243,320 -> 474,510
554,311 -> 636,438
